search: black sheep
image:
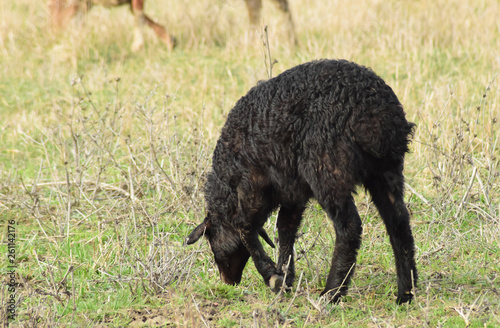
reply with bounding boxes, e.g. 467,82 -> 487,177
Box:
186,59 -> 417,304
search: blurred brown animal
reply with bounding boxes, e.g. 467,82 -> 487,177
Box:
245,0 -> 296,45
49,0 -> 175,51
49,0 -> 296,51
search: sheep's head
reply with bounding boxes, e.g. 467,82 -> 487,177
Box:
186,215 -> 276,285
186,216 -> 250,285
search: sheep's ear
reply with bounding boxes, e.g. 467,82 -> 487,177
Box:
258,227 -> 275,248
185,218 -> 210,245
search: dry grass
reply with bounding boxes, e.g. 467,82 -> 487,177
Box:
0,0 -> 499,327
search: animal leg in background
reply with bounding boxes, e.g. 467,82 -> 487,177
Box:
130,0 -> 175,51
244,0 -> 297,44
49,0 -> 174,51
49,0 -> 88,28
269,0 -> 297,44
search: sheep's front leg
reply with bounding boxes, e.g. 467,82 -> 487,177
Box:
239,228 -> 281,290
320,196 -> 363,303
276,204 -> 306,289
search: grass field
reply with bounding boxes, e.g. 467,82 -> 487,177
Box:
1,0 -> 499,326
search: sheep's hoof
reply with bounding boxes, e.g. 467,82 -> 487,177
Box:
396,291 -> 414,305
269,274 -> 284,293
320,288 -> 344,304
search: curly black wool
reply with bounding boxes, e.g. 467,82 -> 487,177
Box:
188,59 -> 417,304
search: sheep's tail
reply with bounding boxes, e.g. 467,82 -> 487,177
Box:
350,107 -> 416,159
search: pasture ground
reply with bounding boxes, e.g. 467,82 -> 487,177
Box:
0,0 -> 499,326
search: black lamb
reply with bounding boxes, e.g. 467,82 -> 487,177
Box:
186,59 -> 417,304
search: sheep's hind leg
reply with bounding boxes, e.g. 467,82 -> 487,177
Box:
276,204 -> 306,290
320,196 -> 363,303
365,166 -> 417,304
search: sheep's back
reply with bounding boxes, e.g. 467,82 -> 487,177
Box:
220,60 -> 413,166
